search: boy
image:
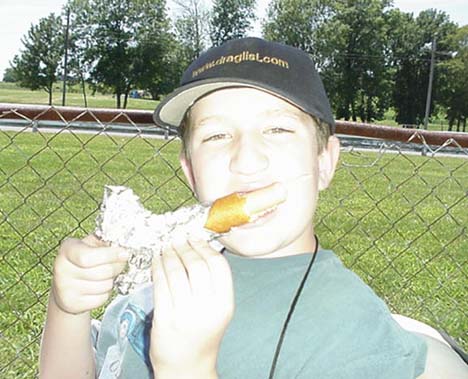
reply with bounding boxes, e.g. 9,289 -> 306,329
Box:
40,37 -> 429,378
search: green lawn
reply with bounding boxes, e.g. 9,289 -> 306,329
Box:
0,127 -> 467,377
0,81 -> 159,110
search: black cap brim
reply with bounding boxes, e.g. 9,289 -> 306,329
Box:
153,77 -> 335,132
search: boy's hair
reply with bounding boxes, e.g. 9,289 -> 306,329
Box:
178,105 -> 331,160
154,37 -> 335,139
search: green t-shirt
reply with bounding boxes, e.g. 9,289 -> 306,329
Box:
93,250 -> 427,378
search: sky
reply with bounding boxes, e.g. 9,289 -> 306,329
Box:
1,0 -> 467,78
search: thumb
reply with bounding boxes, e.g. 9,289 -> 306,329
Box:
82,233 -> 110,248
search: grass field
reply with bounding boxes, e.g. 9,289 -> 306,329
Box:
0,128 -> 467,377
0,81 -> 159,110
0,81 -> 457,132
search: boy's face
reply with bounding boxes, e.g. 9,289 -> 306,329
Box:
180,87 -> 339,258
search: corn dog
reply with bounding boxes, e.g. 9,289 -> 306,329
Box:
204,183 -> 287,233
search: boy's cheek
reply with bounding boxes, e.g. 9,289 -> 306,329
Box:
194,184 -> 232,208
192,167 -> 234,203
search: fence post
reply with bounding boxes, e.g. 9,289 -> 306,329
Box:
422,36 -> 437,156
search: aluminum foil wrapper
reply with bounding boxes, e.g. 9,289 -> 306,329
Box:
95,186 -> 223,295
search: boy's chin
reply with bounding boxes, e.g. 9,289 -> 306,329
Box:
218,216 -> 316,258
219,231 -> 285,258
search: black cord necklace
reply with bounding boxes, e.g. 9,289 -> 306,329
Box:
268,235 -> 320,379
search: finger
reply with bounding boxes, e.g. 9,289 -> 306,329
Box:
74,261 -> 127,281
189,239 -> 233,298
173,239 -> 212,296
82,234 -> 110,248
152,255 -> 172,320
188,239 -> 222,264
62,238 -> 129,268
76,278 -> 115,296
161,246 -> 191,305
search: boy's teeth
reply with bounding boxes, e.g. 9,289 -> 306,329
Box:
244,183 -> 287,217
250,207 -> 277,222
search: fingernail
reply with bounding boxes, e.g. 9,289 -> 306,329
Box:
189,236 -> 205,243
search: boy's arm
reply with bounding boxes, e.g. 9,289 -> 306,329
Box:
415,334 -> 468,379
39,236 -> 129,379
39,296 -> 95,379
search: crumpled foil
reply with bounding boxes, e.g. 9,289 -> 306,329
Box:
95,185 -> 223,295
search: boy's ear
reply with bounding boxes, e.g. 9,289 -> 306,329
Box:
179,152 -> 197,193
318,136 -> 340,191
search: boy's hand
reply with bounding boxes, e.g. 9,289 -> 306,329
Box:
150,239 -> 234,379
51,234 -> 129,315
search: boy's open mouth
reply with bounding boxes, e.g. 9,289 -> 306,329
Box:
234,206 -> 279,230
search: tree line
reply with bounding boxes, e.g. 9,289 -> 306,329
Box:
4,0 -> 467,131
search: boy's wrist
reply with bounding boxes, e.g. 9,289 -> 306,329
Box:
49,289 -> 90,318
155,369 -> 218,379
154,362 -> 218,379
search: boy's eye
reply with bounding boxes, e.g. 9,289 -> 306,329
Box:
265,127 -> 294,134
202,133 -> 231,142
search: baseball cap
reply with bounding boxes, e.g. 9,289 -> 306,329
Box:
153,37 -> 335,134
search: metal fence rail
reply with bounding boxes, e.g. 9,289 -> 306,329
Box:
0,104 -> 467,378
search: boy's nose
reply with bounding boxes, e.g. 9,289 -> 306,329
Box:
229,136 -> 269,176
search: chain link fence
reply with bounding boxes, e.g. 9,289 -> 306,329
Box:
0,104 -> 467,378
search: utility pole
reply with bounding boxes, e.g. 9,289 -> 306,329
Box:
422,36 -> 436,156
62,7 -> 71,106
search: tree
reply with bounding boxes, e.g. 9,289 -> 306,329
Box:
87,0 -> 138,109
438,25 -> 468,132
76,0 -> 174,108
2,68 -> 17,83
264,0 -> 393,122
173,0 -> 211,62
66,0 -> 95,107
130,0 -> 181,102
11,13 -> 64,105
210,0 -> 257,46
319,0 -> 393,122
386,10 -> 421,126
133,26 -> 183,101
390,9 -> 457,126
263,0 -> 332,62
